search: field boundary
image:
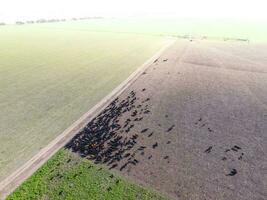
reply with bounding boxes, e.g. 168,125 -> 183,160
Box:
0,37 -> 176,199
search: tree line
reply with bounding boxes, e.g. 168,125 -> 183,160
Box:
0,17 -> 104,26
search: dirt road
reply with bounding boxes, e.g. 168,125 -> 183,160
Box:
67,40 -> 267,200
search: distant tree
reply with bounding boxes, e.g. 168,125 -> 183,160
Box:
26,21 -> 34,24
16,21 -> 24,25
36,19 -> 46,23
0,22 -> 5,25
47,19 -> 56,23
94,16 -> 104,19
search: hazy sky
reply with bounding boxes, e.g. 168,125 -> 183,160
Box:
1,0 -> 267,22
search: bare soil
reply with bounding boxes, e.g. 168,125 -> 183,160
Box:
67,40 -> 267,200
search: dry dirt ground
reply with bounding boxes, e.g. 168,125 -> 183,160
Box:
67,40 -> 267,200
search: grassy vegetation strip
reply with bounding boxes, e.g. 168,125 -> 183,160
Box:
7,149 -> 167,200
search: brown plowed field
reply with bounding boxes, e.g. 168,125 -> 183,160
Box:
67,40 -> 267,200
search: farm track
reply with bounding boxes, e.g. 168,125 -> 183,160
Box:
0,38 -> 176,199
66,40 -> 267,200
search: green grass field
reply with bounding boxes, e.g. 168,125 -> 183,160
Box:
0,24 -> 166,181
7,149 -> 167,200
